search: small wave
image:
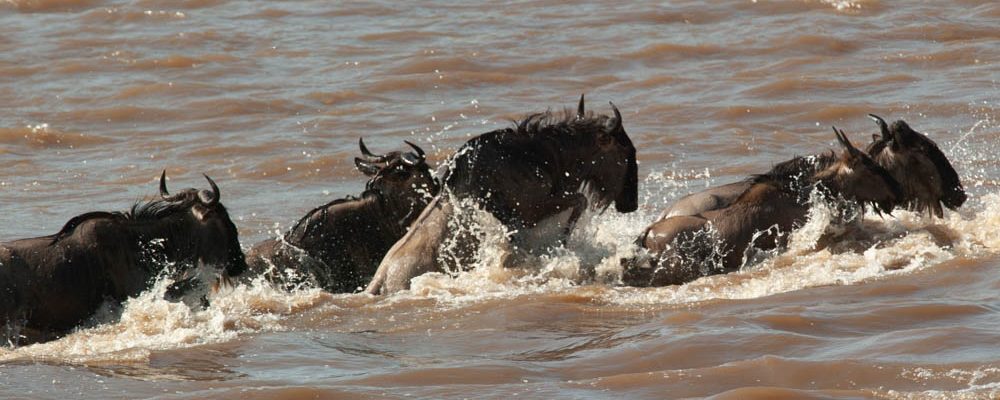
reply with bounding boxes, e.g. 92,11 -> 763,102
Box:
880,46 -> 993,68
744,75 -> 918,99
387,55 -> 486,75
304,90 -> 371,106
0,63 -> 37,78
625,42 -> 726,64
880,22 -> 1000,43
54,106 -> 183,124
745,0 -> 871,14
182,97 -> 301,118
607,9 -> 727,25
0,123 -> 114,149
238,8 -> 292,19
2,0 -> 100,13
134,0 -> 225,10
769,35 -> 860,56
360,30 -> 458,43
244,153 -> 357,181
130,54 -> 236,70
110,81 -> 220,100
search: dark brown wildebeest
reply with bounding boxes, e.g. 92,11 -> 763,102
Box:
659,116 -> 965,220
865,114 -> 966,217
0,172 -> 247,345
365,96 -> 639,295
244,139 -> 439,293
623,128 -> 902,287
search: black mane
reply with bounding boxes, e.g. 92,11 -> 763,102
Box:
128,190 -> 204,220
284,193 -> 373,244
507,109 -> 612,139
49,190 -> 204,243
750,151 -> 838,186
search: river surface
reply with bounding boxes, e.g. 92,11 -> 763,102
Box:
2,0 -> 999,398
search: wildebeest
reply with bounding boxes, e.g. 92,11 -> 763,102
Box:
0,172 -> 247,345
244,139 -> 439,293
365,96 -> 639,295
865,114 -> 966,217
659,116 -> 965,220
623,128 -> 902,287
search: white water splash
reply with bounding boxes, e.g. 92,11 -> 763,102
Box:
0,276 -> 332,364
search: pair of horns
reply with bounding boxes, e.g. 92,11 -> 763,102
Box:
358,138 -> 426,166
159,170 -> 220,206
832,126 -> 863,158
576,94 -> 624,133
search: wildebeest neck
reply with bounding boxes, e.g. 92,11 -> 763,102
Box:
749,152 -> 836,200
285,191 -> 416,246
58,195 -> 228,270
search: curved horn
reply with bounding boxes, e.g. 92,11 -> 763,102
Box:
609,101 -> 623,133
358,137 -> 385,159
867,113 -> 891,140
577,93 -> 585,119
404,140 -> 425,160
159,170 -> 170,199
202,174 -> 220,206
833,126 -> 862,157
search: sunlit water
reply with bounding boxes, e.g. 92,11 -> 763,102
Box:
1,0 -> 999,398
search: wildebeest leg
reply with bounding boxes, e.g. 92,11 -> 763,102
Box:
164,275 -> 200,302
365,195 -> 454,295
514,193 -> 589,249
622,215 -> 710,287
560,193 -> 589,244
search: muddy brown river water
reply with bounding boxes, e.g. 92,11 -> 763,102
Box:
2,0 -> 999,398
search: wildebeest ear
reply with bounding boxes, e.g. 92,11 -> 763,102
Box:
402,140 -> 427,166
355,157 -> 380,176
608,101 -> 623,133
577,93 -> 585,119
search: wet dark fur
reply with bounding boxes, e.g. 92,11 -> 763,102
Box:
365,98 -> 639,295
443,107 -> 638,229
245,144 -> 438,293
625,133 -> 901,287
865,118 -> 966,217
0,181 -> 246,345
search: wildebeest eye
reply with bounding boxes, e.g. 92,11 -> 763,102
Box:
192,205 -> 215,221
392,167 -> 411,178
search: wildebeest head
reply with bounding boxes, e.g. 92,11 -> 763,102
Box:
582,98 -> 638,213
156,170 -> 248,278
814,127 -> 902,214
354,138 -> 439,212
865,114 -> 966,217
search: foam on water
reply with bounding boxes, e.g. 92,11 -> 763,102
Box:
0,276 -> 332,363
882,365 -> 1000,399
